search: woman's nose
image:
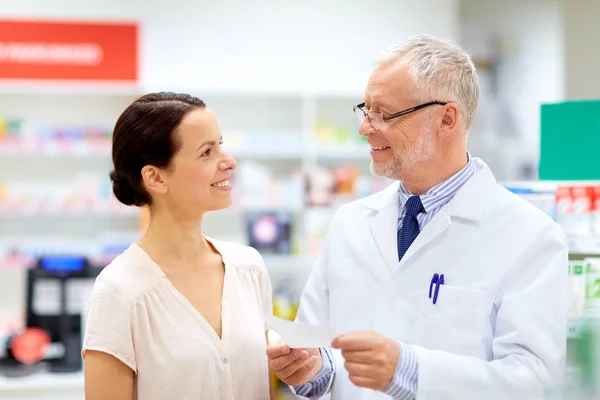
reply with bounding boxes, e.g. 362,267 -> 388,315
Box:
219,153 -> 237,171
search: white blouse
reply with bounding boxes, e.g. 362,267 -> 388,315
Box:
82,238 -> 272,400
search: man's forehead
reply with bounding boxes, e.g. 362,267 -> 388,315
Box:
366,64 -> 410,107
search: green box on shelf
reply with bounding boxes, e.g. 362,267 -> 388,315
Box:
540,99 -> 600,180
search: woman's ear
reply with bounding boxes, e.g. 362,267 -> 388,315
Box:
141,165 -> 168,196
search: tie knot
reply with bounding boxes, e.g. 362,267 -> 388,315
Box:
405,195 -> 424,217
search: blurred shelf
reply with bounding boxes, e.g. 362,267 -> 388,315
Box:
228,148 -> 305,159
0,144 -> 111,158
212,205 -> 342,214
227,205 -> 306,213
0,205 -> 343,218
230,147 -> 370,160
0,80 -> 142,96
0,208 -> 138,217
263,254 -> 306,267
502,180 -> 600,187
313,146 -> 371,160
567,234 -> 600,255
0,370 -> 83,392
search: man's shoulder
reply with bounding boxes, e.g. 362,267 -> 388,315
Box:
486,183 -> 561,232
335,181 -> 398,214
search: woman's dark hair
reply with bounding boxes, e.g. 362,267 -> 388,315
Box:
109,92 -> 206,207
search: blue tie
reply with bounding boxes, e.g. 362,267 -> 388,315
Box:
397,195 -> 424,261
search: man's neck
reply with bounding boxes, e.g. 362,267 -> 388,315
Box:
401,152 -> 469,195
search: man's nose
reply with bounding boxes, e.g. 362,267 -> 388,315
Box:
358,117 -> 376,136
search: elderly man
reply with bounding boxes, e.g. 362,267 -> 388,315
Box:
266,35 -> 567,400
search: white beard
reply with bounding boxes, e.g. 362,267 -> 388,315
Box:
370,125 -> 436,181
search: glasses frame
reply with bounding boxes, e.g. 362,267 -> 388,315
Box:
353,101 -> 448,129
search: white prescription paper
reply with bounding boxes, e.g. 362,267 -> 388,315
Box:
265,314 -> 337,348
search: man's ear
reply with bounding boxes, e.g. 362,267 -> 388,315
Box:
141,165 -> 168,196
438,103 -> 460,138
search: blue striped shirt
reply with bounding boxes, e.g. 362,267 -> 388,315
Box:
295,154 -> 480,399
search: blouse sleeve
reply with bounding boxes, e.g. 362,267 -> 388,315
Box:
81,274 -> 137,372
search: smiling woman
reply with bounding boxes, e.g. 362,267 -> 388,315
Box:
108,92 -> 235,210
81,92 -> 274,400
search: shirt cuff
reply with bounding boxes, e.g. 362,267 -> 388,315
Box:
382,341 -> 418,400
293,347 -> 335,399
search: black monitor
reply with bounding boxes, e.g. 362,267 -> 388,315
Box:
24,255 -> 102,373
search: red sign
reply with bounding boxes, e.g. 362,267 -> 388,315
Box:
0,19 -> 138,82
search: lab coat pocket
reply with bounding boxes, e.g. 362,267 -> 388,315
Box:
415,285 -> 490,356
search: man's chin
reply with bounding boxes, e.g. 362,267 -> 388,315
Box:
370,161 -> 399,180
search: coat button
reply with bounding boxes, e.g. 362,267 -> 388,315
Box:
223,357 -> 229,364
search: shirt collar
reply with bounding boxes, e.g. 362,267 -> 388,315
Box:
398,152 -> 476,214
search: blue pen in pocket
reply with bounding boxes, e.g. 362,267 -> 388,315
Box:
429,273 -> 444,305
428,273 -> 439,300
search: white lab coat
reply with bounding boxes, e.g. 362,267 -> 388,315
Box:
295,161 -> 568,400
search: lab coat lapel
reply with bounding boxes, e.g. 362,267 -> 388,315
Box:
398,162 -> 494,266
366,182 -> 400,273
399,207 -> 451,265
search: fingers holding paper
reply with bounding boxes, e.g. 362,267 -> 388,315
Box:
264,314 -> 336,386
332,331 -> 400,391
266,341 -> 322,386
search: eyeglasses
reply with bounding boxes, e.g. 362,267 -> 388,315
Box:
353,101 -> 447,131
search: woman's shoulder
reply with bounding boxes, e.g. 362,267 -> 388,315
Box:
93,244 -> 163,304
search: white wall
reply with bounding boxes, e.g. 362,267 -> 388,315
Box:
1,0 -> 459,95
459,0 -> 564,180
564,0 -> 600,100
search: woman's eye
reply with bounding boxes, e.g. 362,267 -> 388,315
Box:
201,148 -> 211,157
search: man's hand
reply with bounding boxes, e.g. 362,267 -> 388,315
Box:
266,341 -> 322,386
332,331 -> 400,391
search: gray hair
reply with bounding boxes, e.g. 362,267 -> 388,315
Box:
376,34 -> 480,133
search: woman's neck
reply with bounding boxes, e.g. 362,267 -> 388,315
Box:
137,208 -> 210,272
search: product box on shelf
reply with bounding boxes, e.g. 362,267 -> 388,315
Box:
0,175 -> 138,216
594,186 -> 600,233
233,161 -> 305,211
585,257 -> 600,317
246,211 -> 293,255
313,121 -> 367,148
569,260 -> 586,320
556,184 -> 600,236
0,118 -> 112,156
305,164 -> 389,208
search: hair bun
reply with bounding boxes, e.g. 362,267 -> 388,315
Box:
109,169 -> 145,207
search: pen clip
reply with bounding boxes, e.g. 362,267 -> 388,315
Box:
433,273 -> 444,305
428,273 -> 439,299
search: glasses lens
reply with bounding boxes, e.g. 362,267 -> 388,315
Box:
369,112 -> 385,131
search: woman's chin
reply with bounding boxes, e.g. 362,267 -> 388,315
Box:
206,197 -> 234,212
